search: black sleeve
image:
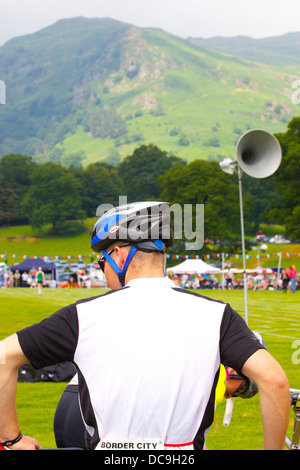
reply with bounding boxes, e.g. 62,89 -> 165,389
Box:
219,304 -> 265,374
17,304 -> 79,370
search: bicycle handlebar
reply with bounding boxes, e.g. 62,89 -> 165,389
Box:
285,388 -> 300,450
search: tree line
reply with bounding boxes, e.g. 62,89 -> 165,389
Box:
0,117 -> 299,244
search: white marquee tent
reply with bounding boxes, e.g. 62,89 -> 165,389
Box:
166,259 -> 221,275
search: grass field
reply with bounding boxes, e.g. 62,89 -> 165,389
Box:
0,219 -> 96,260
0,287 -> 299,450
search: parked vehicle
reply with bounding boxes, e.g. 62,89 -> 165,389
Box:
69,262 -> 86,272
255,231 -> 265,241
69,263 -> 80,272
269,235 -> 291,244
57,273 -> 71,288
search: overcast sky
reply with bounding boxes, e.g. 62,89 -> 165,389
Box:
1,0 -> 300,46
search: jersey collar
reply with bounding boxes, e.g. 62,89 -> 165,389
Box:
126,277 -> 176,288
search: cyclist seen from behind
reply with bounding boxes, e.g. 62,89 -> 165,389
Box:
0,201 -> 290,450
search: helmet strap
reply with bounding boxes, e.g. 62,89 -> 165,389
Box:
102,246 -> 137,287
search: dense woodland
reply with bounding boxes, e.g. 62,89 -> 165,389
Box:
0,117 -> 299,246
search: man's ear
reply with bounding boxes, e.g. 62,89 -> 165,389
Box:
113,246 -> 126,270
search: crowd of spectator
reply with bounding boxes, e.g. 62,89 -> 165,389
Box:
1,266 -> 98,289
2,262 -> 299,293
167,265 -> 299,293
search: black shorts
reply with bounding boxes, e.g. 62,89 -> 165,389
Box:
54,384 -> 91,450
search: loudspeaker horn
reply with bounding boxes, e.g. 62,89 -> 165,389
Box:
236,129 -> 282,178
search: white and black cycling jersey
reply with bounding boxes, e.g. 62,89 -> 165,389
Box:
17,278 -> 264,450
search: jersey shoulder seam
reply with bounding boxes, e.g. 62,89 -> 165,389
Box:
171,287 -> 226,305
75,286 -> 129,307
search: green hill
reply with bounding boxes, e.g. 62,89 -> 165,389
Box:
0,17 -> 300,164
188,32 -> 300,66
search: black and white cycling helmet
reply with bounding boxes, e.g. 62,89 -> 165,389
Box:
231,375 -> 259,399
90,201 -> 173,286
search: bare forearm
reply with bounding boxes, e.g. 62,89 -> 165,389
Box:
242,349 -> 290,450
0,336 -> 42,449
0,335 -> 28,442
0,366 -> 20,442
259,378 -> 290,449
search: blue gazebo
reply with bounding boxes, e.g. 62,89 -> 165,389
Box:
10,258 -> 56,286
